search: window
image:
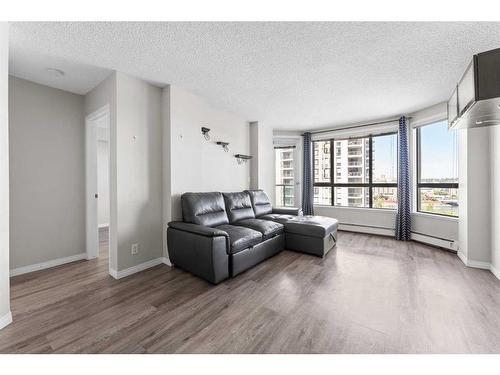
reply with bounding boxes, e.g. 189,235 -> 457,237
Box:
416,120 -> 458,217
313,133 -> 398,209
275,147 -> 295,207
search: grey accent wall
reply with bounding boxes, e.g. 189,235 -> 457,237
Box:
9,76 -> 85,270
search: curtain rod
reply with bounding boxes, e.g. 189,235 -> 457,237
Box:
301,117 -> 412,136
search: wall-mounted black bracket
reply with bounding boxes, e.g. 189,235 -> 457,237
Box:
216,141 -> 230,152
201,127 -> 211,140
235,154 -> 253,164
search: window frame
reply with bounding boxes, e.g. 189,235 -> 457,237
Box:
312,132 -> 398,209
415,123 -> 459,218
274,145 -> 297,207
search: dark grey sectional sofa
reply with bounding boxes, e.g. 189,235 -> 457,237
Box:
167,190 -> 338,284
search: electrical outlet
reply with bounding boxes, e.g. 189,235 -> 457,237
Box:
131,243 -> 139,255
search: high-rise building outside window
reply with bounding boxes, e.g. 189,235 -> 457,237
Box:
275,147 -> 295,207
313,133 -> 398,209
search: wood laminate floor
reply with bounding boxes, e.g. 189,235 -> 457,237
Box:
1,230 -> 499,354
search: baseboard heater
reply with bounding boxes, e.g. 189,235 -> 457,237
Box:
340,222 -> 393,230
338,223 -> 457,251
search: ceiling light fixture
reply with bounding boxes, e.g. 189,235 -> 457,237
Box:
46,68 -> 65,77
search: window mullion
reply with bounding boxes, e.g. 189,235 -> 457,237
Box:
369,135 -> 373,208
330,139 -> 334,206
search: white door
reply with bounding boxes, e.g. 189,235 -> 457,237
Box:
85,105 -> 109,260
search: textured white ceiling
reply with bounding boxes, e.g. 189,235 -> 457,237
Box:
9,22 -> 500,130
9,45 -> 112,95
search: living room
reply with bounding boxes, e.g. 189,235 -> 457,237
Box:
1,2 -> 500,373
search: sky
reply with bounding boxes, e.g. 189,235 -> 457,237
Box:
372,120 -> 457,181
420,120 -> 458,180
372,134 -> 397,181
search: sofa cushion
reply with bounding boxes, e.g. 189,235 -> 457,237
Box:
233,218 -> 284,240
216,224 -> 262,254
259,213 -> 297,224
222,192 -> 255,223
284,216 -> 339,238
245,190 -> 273,217
182,192 -> 229,227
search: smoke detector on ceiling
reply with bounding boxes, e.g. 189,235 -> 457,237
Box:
46,68 -> 65,77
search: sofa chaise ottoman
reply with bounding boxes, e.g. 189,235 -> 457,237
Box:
167,190 -> 338,284
244,190 -> 338,257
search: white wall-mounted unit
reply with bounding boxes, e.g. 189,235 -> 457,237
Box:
448,47 -> 500,130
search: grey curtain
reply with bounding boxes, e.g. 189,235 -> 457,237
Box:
302,132 -> 314,215
395,116 -> 412,240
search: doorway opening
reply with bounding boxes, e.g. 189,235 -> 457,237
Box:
85,105 -> 111,267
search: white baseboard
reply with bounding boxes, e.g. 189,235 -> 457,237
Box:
10,252 -> 87,277
491,264 -> 500,280
0,311 -> 12,330
457,251 -> 500,281
457,250 -> 467,266
466,259 -> 491,270
109,257 -> 167,280
162,256 -> 172,267
457,252 -> 491,269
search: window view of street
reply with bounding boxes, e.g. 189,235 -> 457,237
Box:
373,187 -> 398,209
419,187 -> 458,216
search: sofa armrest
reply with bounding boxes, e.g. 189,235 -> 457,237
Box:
168,221 -> 229,238
167,224 -> 229,284
272,207 -> 303,216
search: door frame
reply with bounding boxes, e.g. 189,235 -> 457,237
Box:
85,105 -> 110,260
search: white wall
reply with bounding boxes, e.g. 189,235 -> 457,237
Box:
161,86 -> 171,261
168,85 -> 250,220
0,22 -> 11,329
250,122 -> 259,190
85,72 -> 118,271
490,126 -> 500,277
458,127 -> 491,264
86,72 -> 164,273
97,136 -> 109,227
9,77 -> 86,270
249,121 -> 274,205
115,72 -> 163,271
314,206 -> 396,234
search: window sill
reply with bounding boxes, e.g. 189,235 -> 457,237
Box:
411,211 -> 458,222
313,205 -> 396,213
